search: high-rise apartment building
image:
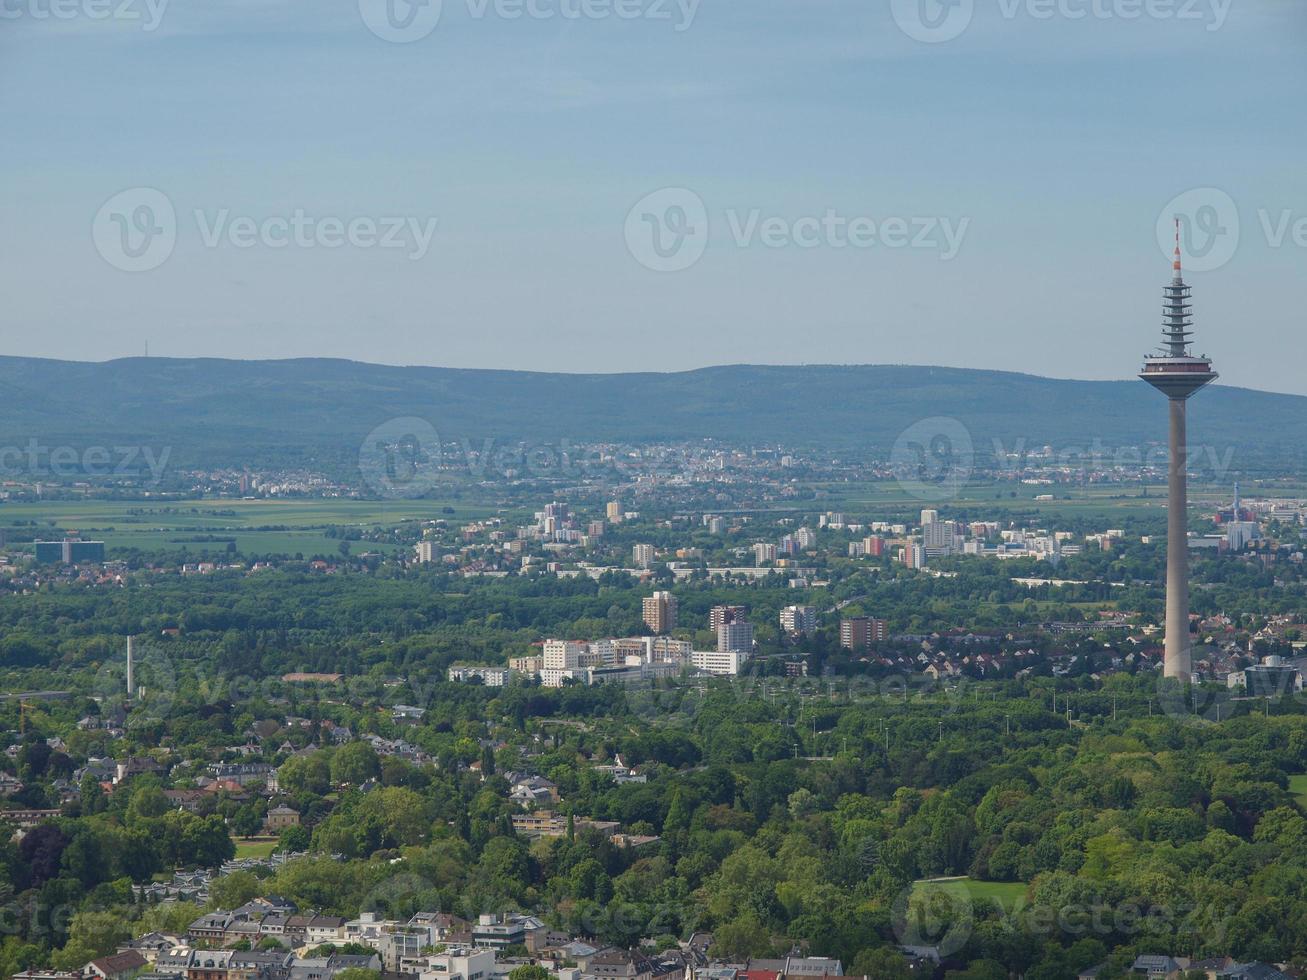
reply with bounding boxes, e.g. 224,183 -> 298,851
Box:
840,616 -> 888,652
709,605 -> 748,630
779,605 -> 817,637
718,619 -> 754,655
922,520 -> 958,556
632,544 -> 656,569
642,591 -> 678,634
901,542 -> 926,569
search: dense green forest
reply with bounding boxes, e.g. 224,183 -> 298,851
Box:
6,668 -> 1307,979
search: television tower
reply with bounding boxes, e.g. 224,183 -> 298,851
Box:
1140,219 -> 1218,679
126,635 -> 135,698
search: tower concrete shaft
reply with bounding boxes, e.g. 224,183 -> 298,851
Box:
1164,399 -> 1191,679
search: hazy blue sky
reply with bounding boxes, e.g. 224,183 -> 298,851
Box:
2,0 -> 1303,391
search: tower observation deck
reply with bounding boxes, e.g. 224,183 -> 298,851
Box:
1140,220 -> 1218,399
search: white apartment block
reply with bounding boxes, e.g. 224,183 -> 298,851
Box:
692,649 -> 748,675
541,639 -> 620,686
417,947 -> 498,980
448,665 -> 510,687
779,605 -> 817,636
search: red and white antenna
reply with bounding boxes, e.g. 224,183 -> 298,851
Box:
1172,216 -> 1183,281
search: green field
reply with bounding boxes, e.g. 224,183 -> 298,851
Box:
0,498 -> 515,558
913,876 -> 1028,913
1291,775 -> 1307,810
232,838 -> 279,859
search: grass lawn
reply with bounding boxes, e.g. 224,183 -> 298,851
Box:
1290,775 -> 1307,809
913,876 -> 1028,913
233,838 -> 278,860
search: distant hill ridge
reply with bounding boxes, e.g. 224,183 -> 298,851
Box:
0,356 -> 1301,467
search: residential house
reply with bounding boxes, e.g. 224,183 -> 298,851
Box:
187,914 -> 233,945
508,776 -> 557,808
263,805 -> 300,833
586,950 -> 654,980
85,951 -> 149,980
304,916 -> 348,947
227,952 -> 292,980
187,951 -> 235,980
470,914 -> 545,949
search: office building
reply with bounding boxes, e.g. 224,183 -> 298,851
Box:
34,539 -> 105,564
